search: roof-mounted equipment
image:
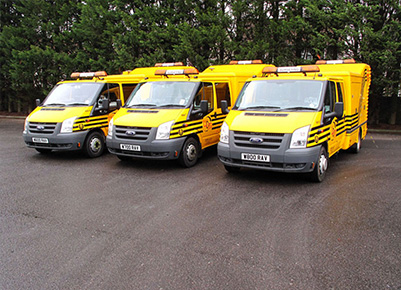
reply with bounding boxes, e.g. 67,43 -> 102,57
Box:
155,62 -> 184,67
229,60 -> 263,65
316,59 -> 356,65
70,71 -> 107,79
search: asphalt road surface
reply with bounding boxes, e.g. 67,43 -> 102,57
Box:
1,118 -> 400,290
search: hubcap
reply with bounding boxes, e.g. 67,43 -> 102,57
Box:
186,143 -> 197,161
90,137 -> 101,152
319,153 -> 328,175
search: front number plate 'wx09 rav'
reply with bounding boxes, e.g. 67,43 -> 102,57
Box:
120,144 -> 141,151
241,153 -> 270,162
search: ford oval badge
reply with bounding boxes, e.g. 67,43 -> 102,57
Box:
249,137 -> 263,144
125,130 -> 136,135
37,125 -> 45,131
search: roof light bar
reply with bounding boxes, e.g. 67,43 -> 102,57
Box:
229,60 -> 263,65
155,68 -> 199,76
316,59 -> 356,65
262,65 -> 319,74
70,71 -> 107,79
155,62 -> 184,67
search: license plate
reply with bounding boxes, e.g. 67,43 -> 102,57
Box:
120,144 -> 141,151
32,137 -> 49,144
241,153 -> 270,162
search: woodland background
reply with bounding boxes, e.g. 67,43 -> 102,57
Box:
1,0 -> 400,125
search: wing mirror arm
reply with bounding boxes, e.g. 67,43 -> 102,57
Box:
192,100 -> 208,115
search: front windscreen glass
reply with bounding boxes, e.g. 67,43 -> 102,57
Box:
125,81 -> 199,108
42,82 -> 104,107
234,80 -> 324,111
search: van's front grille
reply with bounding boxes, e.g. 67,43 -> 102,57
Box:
28,122 -> 57,134
233,131 -> 285,149
115,126 -> 152,141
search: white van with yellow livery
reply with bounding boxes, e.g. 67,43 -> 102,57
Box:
106,61 -> 271,167
218,59 -> 371,181
23,63 -> 189,157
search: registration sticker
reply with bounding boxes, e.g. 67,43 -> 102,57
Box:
32,137 -> 49,144
120,144 -> 141,151
241,153 -> 270,162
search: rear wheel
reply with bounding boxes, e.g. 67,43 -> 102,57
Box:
310,146 -> 328,182
179,137 -> 199,168
35,148 -> 52,154
83,131 -> 105,158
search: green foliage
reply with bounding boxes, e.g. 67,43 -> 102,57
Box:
1,0 -> 400,124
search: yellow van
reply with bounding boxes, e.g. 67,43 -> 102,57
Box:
22,63 -> 190,157
218,59 -> 371,181
106,60 -> 271,166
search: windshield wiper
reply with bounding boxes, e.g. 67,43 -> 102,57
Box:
239,106 -> 281,111
44,103 -> 65,107
277,106 -> 316,111
126,104 -> 157,108
67,103 -> 88,106
156,104 -> 185,108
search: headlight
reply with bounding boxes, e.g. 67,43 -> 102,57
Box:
107,118 -> 114,137
290,125 -> 310,149
220,122 -> 229,144
156,120 -> 174,140
23,117 -> 29,134
60,117 -> 77,133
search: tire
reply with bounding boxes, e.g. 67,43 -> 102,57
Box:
179,137 -> 200,168
35,148 -> 52,154
350,130 -> 361,153
224,165 -> 240,173
83,131 -> 105,158
310,146 -> 329,182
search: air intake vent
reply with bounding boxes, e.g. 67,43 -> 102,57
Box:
244,112 -> 288,117
127,110 -> 159,114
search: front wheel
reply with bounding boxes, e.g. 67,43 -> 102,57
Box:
83,131 -> 105,158
179,137 -> 200,168
310,146 -> 328,182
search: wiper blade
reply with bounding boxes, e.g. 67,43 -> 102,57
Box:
67,103 -> 88,106
240,106 -> 281,111
278,106 -> 316,111
44,103 -> 65,107
127,104 -> 157,108
156,104 -> 185,108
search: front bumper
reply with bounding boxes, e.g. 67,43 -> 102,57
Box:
217,133 -> 321,173
23,123 -> 88,151
106,128 -> 186,160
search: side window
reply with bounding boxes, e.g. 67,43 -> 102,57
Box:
336,82 -> 343,102
193,82 -> 214,111
122,84 -> 137,102
323,81 -> 336,113
215,83 -> 231,108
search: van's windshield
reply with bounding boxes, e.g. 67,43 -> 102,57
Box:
43,83 -> 104,107
234,80 -> 324,111
125,81 -> 199,108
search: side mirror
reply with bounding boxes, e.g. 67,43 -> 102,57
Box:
192,100 -> 209,115
200,100 -> 208,114
36,99 -> 41,107
116,99 -> 122,109
334,102 -> 343,118
221,100 -> 229,114
101,99 -> 109,110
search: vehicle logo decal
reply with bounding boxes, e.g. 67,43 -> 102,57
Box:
125,130 -> 136,135
249,137 -> 263,143
37,125 -> 45,131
